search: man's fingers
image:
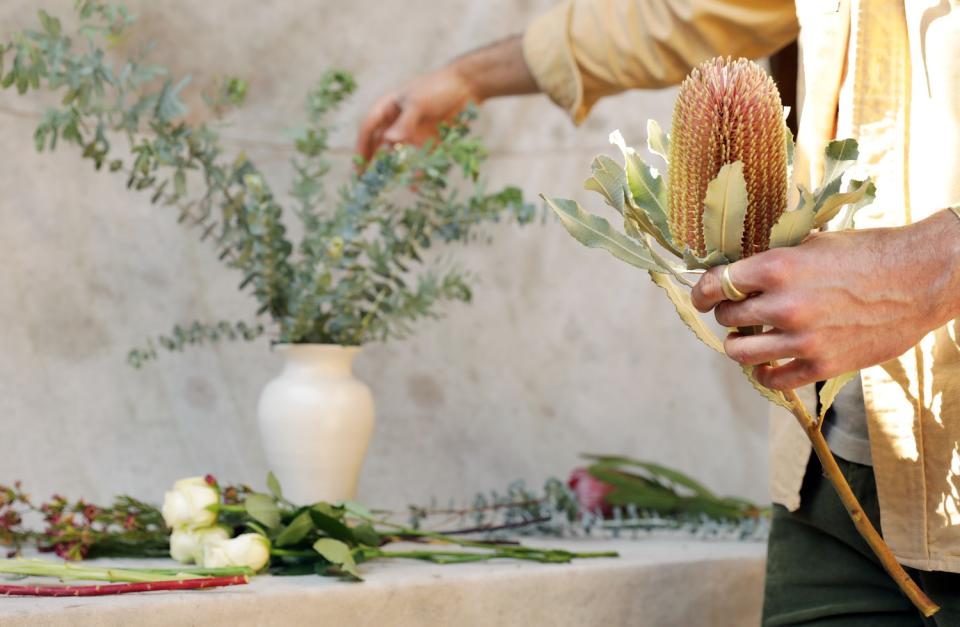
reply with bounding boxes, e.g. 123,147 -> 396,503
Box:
691,250 -> 787,312
382,105 -> 422,146
714,297 -> 769,328
754,360 -> 823,391
691,267 -> 724,312
723,330 -> 795,367
691,262 -> 758,312
356,96 -> 401,161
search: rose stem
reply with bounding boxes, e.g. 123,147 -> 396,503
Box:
0,575 -> 249,597
782,388 -> 939,617
0,559 -> 249,582
374,521 -> 615,559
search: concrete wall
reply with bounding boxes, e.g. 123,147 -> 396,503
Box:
0,0 -> 770,510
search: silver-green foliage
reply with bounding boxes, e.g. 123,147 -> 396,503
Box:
1,3 -> 533,366
407,455 -> 767,542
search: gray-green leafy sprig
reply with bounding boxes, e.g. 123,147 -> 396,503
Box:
1,2 -> 534,366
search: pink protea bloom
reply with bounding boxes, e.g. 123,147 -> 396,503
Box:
567,467 -> 614,514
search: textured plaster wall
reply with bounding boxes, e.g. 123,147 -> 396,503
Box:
0,0 -> 770,509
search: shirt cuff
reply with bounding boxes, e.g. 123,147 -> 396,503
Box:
522,1 -> 590,125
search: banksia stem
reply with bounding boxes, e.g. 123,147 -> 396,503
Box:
668,57 -> 787,257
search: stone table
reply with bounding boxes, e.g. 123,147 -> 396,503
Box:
0,539 -> 765,626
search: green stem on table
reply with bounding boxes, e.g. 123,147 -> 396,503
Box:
0,575 -> 249,597
360,546 -> 616,565
270,548 -> 318,558
0,559 -> 250,583
350,515 -> 618,563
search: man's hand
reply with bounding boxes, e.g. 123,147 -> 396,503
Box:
355,66 -> 477,162
355,35 -> 539,162
691,210 -> 960,391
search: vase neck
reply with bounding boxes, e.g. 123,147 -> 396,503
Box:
278,345 -> 359,378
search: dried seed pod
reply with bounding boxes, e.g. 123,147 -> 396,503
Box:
668,57 -> 788,257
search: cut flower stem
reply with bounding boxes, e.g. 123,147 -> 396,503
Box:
0,558 -> 252,583
737,324 -> 938,617
781,388 -> 939,617
0,576 -> 249,597
357,517 -> 618,564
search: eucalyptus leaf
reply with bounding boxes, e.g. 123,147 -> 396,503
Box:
543,196 -> 660,272
818,371 -> 859,423
583,154 -> 628,215
274,511 -> 315,547
769,189 -> 816,248
7,5 -> 536,359
648,271 -> 724,354
244,493 -> 281,530
313,538 -> 361,580
646,119 -> 670,163
702,161 -> 748,260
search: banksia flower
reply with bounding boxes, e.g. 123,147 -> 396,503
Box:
546,48 -> 920,625
668,57 -> 787,257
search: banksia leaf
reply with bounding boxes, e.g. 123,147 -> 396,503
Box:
542,196 -> 659,272
649,272 -> 724,354
702,161 -> 748,260
646,119 -> 670,163
813,178 -> 873,228
583,155 -> 628,214
769,189 -> 816,248
818,371 -> 859,423
818,139 -> 859,200
668,57 -> 788,258
608,130 -> 676,254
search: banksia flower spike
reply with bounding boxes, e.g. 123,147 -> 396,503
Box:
669,57 -> 787,258
544,57 -> 937,616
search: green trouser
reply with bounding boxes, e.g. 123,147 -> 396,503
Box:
762,455 -> 960,626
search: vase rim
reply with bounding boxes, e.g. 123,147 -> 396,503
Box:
272,343 -> 361,348
272,343 -> 361,353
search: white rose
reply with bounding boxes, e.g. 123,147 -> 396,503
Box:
161,477 -> 219,530
202,533 -> 271,572
169,525 -> 231,564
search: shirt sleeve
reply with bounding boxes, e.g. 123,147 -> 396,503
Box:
522,0 -> 799,124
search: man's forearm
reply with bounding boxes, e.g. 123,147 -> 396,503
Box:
448,35 -> 539,103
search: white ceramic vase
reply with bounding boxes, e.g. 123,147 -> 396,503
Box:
257,344 -> 375,504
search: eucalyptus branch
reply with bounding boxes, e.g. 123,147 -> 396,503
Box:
3,4 -> 534,361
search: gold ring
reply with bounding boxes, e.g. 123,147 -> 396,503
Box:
721,265 -> 749,302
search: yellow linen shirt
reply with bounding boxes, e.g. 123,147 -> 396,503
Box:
523,0 -> 960,572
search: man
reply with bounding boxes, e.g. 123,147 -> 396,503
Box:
357,2 -> 960,624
